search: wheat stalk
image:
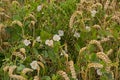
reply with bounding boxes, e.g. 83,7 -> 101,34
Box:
9,75 -> 26,80
19,48 -> 26,54
88,63 -> 103,68
107,49 -> 113,56
91,2 -> 103,9
24,13 -> 37,22
21,68 -> 33,75
34,76 -> 40,80
8,65 -> 17,75
92,24 -> 101,29
68,60 -> 77,79
57,70 -> 70,80
79,47 -> 87,55
12,52 -> 26,60
3,66 -> 9,72
100,37 -> 110,43
12,1 -> 20,6
69,11 -> 83,29
85,63 -> 103,80
96,52 -> 111,64
104,0 -> 110,10
96,52 -> 112,71
89,40 -> 103,52
11,20 -> 23,27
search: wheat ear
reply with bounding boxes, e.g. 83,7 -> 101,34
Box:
57,70 -> 70,80
22,68 -> 33,75
89,40 -> 103,52
68,60 -> 77,79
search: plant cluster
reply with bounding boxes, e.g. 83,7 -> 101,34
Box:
0,0 -> 120,80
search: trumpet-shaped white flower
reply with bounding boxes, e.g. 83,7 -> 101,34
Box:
53,34 -> 61,41
45,40 -> 53,47
86,26 -> 91,32
58,30 -> 64,36
97,69 -> 102,75
23,39 -> 31,46
30,61 -> 39,70
37,5 -> 42,12
91,10 -> 97,17
74,32 -> 80,38
36,36 -> 41,42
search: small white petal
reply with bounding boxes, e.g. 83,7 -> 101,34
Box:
58,30 -> 64,36
97,69 -> 102,76
23,39 -> 31,46
53,34 -> 61,41
74,32 -> 80,38
86,26 -> 91,32
30,61 -> 39,70
45,39 -> 53,47
36,36 -> 41,42
37,5 -> 42,12
91,10 -> 97,17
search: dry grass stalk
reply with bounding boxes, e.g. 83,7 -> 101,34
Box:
68,60 -> 77,79
57,70 -> 70,80
89,40 -> 103,52
22,68 -> 33,75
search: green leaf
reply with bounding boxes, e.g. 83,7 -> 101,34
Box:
17,64 -> 25,72
42,76 -> 51,80
40,30 -> 51,42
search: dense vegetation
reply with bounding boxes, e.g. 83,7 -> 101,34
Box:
0,0 -> 120,80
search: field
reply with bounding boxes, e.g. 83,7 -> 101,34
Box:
0,0 -> 120,80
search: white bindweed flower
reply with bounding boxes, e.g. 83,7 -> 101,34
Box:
91,10 -> 97,17
23,39 -> 31,46
53,34 -> 61,41
58,30 -> 64,36
36,36 -> 41,42
97,69 -> 102,76
37,5 -> 42,12
45,40 -> 53,47
30,61 -> 39,70
74,32 -> 80,38
86,26 -> 91,32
